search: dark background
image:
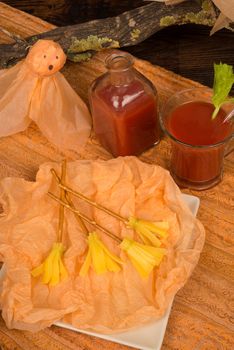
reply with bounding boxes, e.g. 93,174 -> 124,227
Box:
3,0 -> 234,88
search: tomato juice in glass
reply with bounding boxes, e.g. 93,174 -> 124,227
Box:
160,88 -> 233,190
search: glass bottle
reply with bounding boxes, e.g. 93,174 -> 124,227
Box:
89,52 -> 160,157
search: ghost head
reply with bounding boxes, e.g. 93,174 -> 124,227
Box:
0,39 -> 91,152
25,40 -> 67,77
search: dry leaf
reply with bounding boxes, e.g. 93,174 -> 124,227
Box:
212,0 -> 234,22
210,12 -> 232,35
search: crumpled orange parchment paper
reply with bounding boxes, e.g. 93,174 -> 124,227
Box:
0,40 -> 91,152
0,157 -> 205,333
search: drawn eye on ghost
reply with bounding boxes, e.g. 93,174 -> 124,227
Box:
0,39 -> 91,152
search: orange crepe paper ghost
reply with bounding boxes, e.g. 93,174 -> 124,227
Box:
0,39 -> 91,152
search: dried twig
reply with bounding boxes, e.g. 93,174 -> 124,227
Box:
0,1 -> 218,68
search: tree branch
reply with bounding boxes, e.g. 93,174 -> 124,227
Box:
0,0 -> 218,68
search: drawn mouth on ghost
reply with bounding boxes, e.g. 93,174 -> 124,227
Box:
48,65 -> 54,71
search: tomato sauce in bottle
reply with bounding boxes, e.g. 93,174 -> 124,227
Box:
89,53 -> 160,157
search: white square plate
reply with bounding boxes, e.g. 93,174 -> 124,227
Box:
55,193 -> 200,350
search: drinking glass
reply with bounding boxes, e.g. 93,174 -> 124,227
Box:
160,88 -> 234,190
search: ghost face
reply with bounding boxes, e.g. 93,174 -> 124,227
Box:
25,39 -> 67,77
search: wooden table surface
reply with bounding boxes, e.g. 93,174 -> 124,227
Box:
0,2 -> 233,350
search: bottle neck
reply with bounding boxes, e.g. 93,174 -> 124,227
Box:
106,53 -> 134,87
109,68 -> 134,87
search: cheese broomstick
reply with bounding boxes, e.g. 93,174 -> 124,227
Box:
51,168 -> 123,275
53,169 -> 169,248
48,169 -> 167,278
31,161 -> 68,286
66,202 -> 123,276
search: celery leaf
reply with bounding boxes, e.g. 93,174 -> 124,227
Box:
212,63 -> 234,119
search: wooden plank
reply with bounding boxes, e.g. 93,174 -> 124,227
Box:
2,0 -> 73,26
0,2 -> 233,350
0,1 -> 55,43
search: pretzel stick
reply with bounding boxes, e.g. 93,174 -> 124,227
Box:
48,192 -> 121,243
57,160 -> 66,242
52,169 -> 128,225
51,168 -> 89,235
